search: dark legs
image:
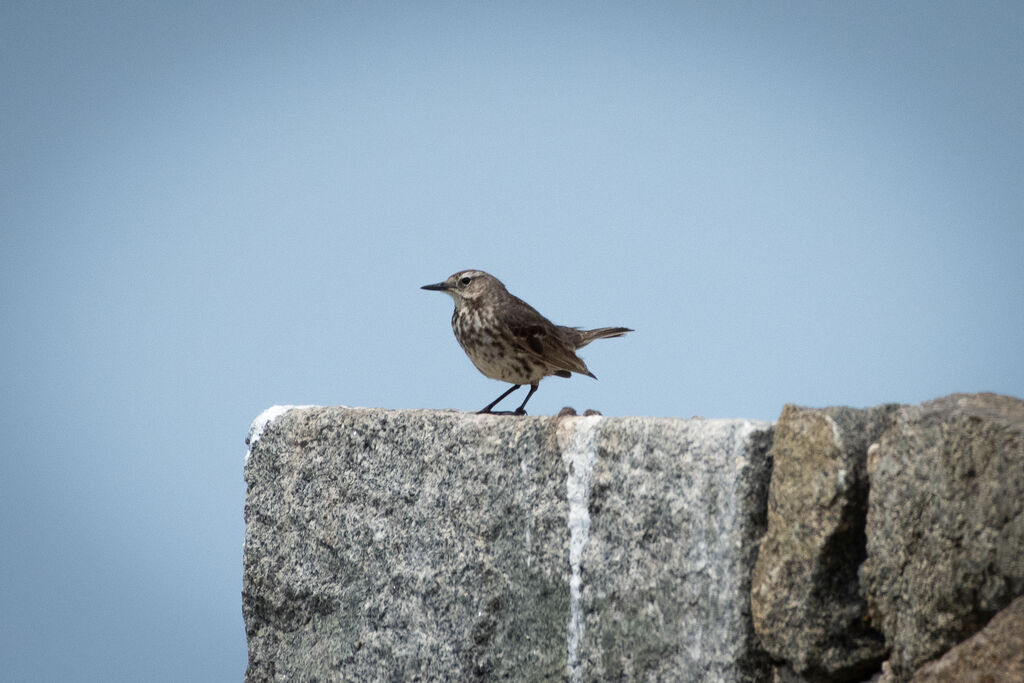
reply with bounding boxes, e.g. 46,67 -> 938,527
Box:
478,382 -> 540,415
512,383 -> 539,414
478,384 -> 521,413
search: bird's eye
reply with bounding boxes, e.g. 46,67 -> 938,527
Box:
460,276 -> 472,286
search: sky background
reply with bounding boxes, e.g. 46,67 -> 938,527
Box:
2,2 -> 1022,680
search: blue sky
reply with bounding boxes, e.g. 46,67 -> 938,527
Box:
2,2 -> 1021,680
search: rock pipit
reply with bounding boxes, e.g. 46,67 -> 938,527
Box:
422,270 -> 631,415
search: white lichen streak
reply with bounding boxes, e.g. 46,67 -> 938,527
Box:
245,405 -> 317,462
557,414 -> 602,683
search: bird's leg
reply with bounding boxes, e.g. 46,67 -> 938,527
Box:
512,383 -> 540,415
478,384 -> 522,414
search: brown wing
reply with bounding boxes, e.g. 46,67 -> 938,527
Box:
502,296 -> 594,378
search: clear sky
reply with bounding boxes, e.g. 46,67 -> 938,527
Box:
2,2 -> 1021,680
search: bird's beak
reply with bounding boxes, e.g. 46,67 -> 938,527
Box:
421,282 -> 450,291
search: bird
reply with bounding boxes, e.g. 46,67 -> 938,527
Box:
421,269 -> 632,415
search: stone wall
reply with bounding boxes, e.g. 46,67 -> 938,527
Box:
242,393 -> 1024,682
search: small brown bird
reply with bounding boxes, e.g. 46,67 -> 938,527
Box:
421,270 -> 632,415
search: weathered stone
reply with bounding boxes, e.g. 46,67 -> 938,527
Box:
772,664 -> 812,683
243,408 -> 568,682
862,393 -> 1024,679
909,594 -> 1024,682
751,404 -> 898,681
243,407 -> 774,682
581,417 -> 774,681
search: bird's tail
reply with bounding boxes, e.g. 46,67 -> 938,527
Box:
571,326 -> 633,349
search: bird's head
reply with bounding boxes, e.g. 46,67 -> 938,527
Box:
421,270 -> 503,309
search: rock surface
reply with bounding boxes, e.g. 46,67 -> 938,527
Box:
577,417 -> 773,681
242,394 -> 1024,682
243,408 -> 773,682
862,393 -> 1024,678
752,404 -> 898,681
909,594 -> 1024,682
